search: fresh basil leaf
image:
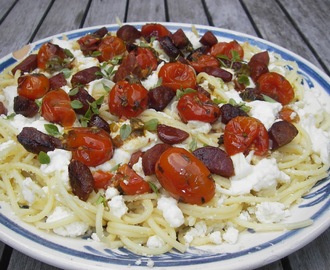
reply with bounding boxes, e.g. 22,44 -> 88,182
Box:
120,124 -> 132,140
144,118 -> 159,131
71,100 -> 83,109
44,124 -> 61,137
38,151 -> 50,164
110,163 -> 121,172
91,51 -> 102,57
68,87 -> 79,96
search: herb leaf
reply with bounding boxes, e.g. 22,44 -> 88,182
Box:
38,151 -> 50,164
148,181 -> 159,194
120,124 -> 132,140
44,124 -> 61,137
144,118 -> 159,131
71,100 -> 83,109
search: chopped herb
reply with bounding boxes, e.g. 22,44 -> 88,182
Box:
148,181 -> 158,194
35,99 -> 42,108
5,113 -> 16,120
102,83 -> 111,93
262,94 -> 277,103
213,98 -> 226,105
176,88 -> 196,99
120,124 -> 132,140
110,55 -> 123,65
237,74 -> 250,86
64,49 -> 74,58
91,51 -> 102,57
71,100 -> 83,109
68,87 -> 79,96
38,151 -> 50,164
144,118 -> 159,131
61,68 -> 72,79
228,98 -> 251,113
110,163 -> 121,172
44,124 -> 61,137
96,195 -> 106,205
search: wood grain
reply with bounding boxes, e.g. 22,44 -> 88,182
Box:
126,0 -> 166,22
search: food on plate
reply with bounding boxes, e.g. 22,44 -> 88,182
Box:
0,22 -> 329,256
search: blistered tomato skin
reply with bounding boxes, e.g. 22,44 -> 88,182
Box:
210,40 -> 244,60
97,36 -> 126,62
17,74 -> 50,100
155,147 -> 215,205
109,80 -> 149,118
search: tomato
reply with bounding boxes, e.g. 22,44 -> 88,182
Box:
257,72 -> 294,105
17,74 -> 50,100
177,92 -> 221,123
41,89 -> 76,127
158,62 -> 196,91
92,171 -> 113,189
108,80 -> 148,118
116,164 -> 151,195
224,116 -> 269,156
37,42 -> 68,70
78,34 -> 101,55
141,23 -> 171,40
278,106 -> 299,123
97,36 -> 126,62
135,47 -> 158,72
210,40 -> 244,60
155,147 -> 215,205
64,127 -> 114,167
189,53 -> 219,73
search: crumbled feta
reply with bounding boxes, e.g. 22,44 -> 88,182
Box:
132,157 -> 145,178
21,177 -> 45,205
187,120 -> 212,135
141,71 -> 159,90
225,89 -> 244,103
146,235 -> 165,248
223,226 -> 239,244
255,202 -> 290,223
209,231 -> 222,245
108,195 -> 128,218
248,100 -> 282,129
2,85 -> 17,114
239,211 -> 251,221
157,196 -> 184,228
184,221 -> 207,244
185,31 -> 202,49
105,187 -> 119,200
46,206 -> 89,237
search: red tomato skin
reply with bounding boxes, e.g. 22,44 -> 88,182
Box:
158,62 -> 196,91
257,72 -> 294,105
189,54 -> 219,73
108,80 -> 148,118
224,116 -> 269,156
141,23 -> 171,40
64,127 -> 114,167
210,40 -> 244,60
17,74 -> 50,100
41,89 -> 76,127
155,147 -> 215,205
117,164 -> 151,195
37,42 -> 66,70
135,47 -> 158,71
92,171 -> 113,189
177,92 -> 221,123
97,36 -> 126,62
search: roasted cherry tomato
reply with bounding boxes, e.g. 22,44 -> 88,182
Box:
37,42 -> 68,70
17,74 -> 50,100
109,80 -> 148,118
177,92 -> 221,123
158,62 -> 196,91
155,147 -> 215,205
141,23 -> 171,40
210,40 -> 244,60
41,89 -> 76,127
116,164 -> 151,195
257,72 -> 294,105
78,34 -> 101,55
64,127 -> 114,167
224,116 -> 269,156
135,47 -> 158,72
92,170 -> 113,189
97,36 -> 126,62
278,106 -> 299,123
189,53 -> 219,73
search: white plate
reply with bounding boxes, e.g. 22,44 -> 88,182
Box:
0,22 -> 329,270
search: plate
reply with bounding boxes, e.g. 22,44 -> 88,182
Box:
0,22 -> 329,270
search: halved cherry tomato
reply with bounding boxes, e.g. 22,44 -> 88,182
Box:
141,23 -> 171,40
92,171 -> 113,189
189,53 -> 219,73
17,74 -> 50,100
158,62 -> 196,91
116,164 -> 151,195
41,89 -> 76,127
155,147 -> 215,205
210,40 -> 244,60
278,106 -> 299,123
177,92 -> 221,123
135,47 -> 158,72
109,80 -> 148,118
64,127 -> 114,167
37,42 -> 68,70
97,36 -> 126,62
224,116 -> 269,156
78,34 -> 101,55
257,72 -> 294,105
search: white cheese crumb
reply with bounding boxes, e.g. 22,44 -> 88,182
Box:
146,235 -> 165,248
108,195 -> 128,218
184,221 -> 207,244
105,187 -> 119,200
91,232 -> 101,242
248,100 -> 282,129
21,177 -> 45,205
222,226 -> 239,244
255,202 -> 290,223
157,196 -> 184,228
209,231 -> 222,244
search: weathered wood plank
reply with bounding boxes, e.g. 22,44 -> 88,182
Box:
254,260 -> 283,270
278,0 -> 330,73
0,0 -> 52,59
242,0 -> 322,70
205,0 -> 257,36
0,0 -> 17,24
83,0 -> 127,27
167,0 -> 209,25
287,228 -> 330,270
126,0 -> 166,22
32,0 -> 89,41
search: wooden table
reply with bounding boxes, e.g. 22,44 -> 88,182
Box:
0,0 -> 329,269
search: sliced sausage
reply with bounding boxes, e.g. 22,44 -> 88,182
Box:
142,143 -> 172,175
71,66 -> 102,86
116,25 -> 141,43
268,120 -> 298,150
248,51 -> 269,82
12,54 -> 38,75
220,103 -> 248,124
193,146 -> 234,177
148,85 -> 175,111
159,36 -> 181,59
199,31 -> 218,47
128,150 -> 144,167
69,160 -> 94,201
13,96 -> 39,117
49,72 -> 67,90
157,124 -> 189,144
17,127 -> 62,154
0,101 -> 8,115
171,28 -> 191,49
202,66 -> 233,82
87,114 -> 110,133
93,26 -> 108,38
69,87 -> 95,115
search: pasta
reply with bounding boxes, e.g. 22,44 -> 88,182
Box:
0,23 -> 329,256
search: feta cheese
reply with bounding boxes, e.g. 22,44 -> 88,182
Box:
46,206 -> 89,237
141,71 -> 159,90
105,187 -> 119,200
255,202 -> 290,223
223,226 -> 239,244
187,120 -> 212,135
209,231 -> 222,245
184,221 -> 207,244
146,235 -> 165,248
108,195 -> 128,218
185,31 -> 202,49
21,177 -> 45,205
132,157 -> 145,178
2,85 -> 17,114
157,196 -> 184,228
248,100 -> 282,129
225,89 -> 244,103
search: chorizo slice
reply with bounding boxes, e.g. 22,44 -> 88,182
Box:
220,103 -> 248,124
69,160 -> 94,201
0,101 -> 8,115
268,120 -> 298,150
148,85 -> 175,111
12,54 -> 38,75
171,28 -> 192,49
71,66 -> 102,86
69,87 -> 95,115
87,114 -> 110,133
193,146 -> 234,177
157,124 -> 189,144
116,25 -> 141,43
13,96 -> 39,117
49,72 -> 67,90
202,66 -> 232,82
159,36 -> 182,59
142,143 -> 172,175
199,31 -> 218,47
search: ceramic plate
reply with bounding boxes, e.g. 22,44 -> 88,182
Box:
0,22 -> 329,270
